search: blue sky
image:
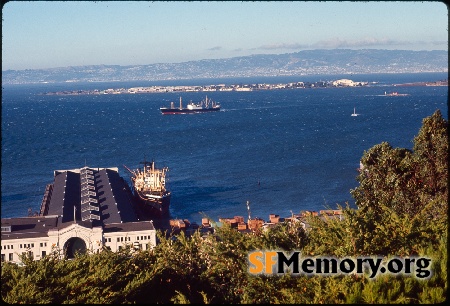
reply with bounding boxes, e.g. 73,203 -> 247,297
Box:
2,1 -> 448,70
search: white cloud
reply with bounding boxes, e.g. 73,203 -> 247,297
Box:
312,38 -> 413,48
256,43 -> 309,50
255,37 -> 446,51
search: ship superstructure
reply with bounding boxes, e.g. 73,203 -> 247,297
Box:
160,96 -> 220,114
124,160 -> 171,217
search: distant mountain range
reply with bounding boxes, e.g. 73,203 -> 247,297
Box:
2,49 -> 447,85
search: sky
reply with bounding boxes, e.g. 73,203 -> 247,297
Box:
2,1 -> 448,71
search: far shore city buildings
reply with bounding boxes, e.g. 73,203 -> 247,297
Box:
40,78 -> 372,96
39,78 -> 447,97
1,165 -> 342,265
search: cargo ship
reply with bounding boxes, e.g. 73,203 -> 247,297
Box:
160,96 -> 220,114
124,160 -> 170,217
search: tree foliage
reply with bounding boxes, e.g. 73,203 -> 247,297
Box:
351,109 -> 448,220
2,110 -> 447,303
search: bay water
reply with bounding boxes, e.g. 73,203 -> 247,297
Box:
1,72 -> 447,224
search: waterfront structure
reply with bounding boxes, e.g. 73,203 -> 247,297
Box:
218,210 -> 344,233
1,166 -> 156,264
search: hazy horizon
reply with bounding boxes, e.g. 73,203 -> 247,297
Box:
2,48 -> 447,72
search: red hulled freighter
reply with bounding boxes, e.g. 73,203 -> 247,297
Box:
160,96 -> 220,114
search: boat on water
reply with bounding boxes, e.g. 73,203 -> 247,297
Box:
160,96 -> 220,114
124,160 -> 170,217
384,91 -> 409,96
351,107 -> 359,116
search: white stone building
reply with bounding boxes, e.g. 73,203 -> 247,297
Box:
332,79 -> 356,87
1,166 -> 156,264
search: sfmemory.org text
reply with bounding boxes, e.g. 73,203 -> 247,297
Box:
248,251 -> 432,279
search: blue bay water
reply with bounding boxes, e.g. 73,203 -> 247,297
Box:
1,73 -> 448,224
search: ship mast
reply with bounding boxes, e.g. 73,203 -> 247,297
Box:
123,164 -> 138,177
139,156 -> 149,172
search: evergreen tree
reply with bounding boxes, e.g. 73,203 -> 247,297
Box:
413,109 -> 448,219
351,109 -> 448,219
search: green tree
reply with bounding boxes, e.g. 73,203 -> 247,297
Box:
351,142 -> 419,217
351,109 -> 447,219
413,109 -> 448,220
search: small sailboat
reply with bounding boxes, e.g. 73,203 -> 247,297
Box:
351,107 -> 359,117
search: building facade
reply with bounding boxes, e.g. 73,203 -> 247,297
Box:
1,166 -> 156,264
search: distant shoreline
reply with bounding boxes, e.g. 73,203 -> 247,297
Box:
394,80 -> 448,86
38,79 -> 448,96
